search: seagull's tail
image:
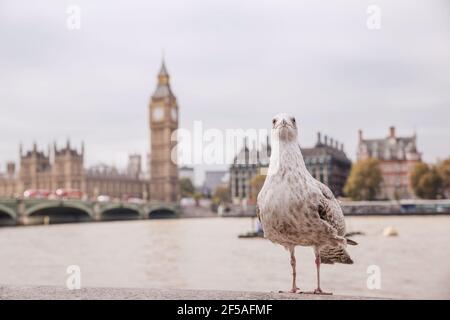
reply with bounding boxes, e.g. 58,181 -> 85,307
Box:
320,246 -> 354,264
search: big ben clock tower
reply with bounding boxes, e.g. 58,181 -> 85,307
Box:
149,60 -> 180,202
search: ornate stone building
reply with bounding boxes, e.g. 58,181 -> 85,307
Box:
230,138 -> 271,203
230,133 -> 351,202
0,142 -> 146,199
0,162 -> 17,197
149,60 -> 180,202
0,141 -> 85,195
85,161 -> 145,199
0,60 -> 184,202
357,126 -> 422,199
302,133 -> 351,197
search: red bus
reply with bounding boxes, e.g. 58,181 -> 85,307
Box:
23,189 -> 51,199
55,188 -> 84,199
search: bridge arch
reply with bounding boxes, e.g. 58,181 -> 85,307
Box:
0,204 -> 16,226
100,204 -> 142,221
26,201 -> 93,224
148,206 -> 177,219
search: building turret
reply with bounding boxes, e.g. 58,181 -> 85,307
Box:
149,58 -> 180,202
316,132 -> 322,146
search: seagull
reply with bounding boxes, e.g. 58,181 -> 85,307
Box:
256,113 -> 357,294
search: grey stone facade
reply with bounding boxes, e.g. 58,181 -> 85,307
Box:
230,133 -> 351,202
303,133 -> 351,197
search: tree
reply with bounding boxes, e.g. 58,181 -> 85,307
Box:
193,192 -> 203,207
212,185 -> 230,205
410,162 -> 429,192
344,158 -> 382,200
180,177 -> 195,198
418,168 -> 443,199
437,158 -> 450,197
250,174 -> 266,201
410,163 -> 443,199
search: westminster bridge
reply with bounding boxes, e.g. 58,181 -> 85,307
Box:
0,198 -> 181,226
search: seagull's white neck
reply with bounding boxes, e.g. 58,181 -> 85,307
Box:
267,135 -> 308,177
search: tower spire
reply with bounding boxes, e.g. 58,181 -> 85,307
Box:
159,55 -> 169,78
153,56 -> 173,98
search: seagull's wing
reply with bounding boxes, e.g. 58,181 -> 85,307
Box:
314,181 -> 358,264
316,181 -> 358,245
316,181 -> 346,237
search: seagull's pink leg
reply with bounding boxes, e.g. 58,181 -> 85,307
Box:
299,249 -> 332,295
290,248 -> 299,292
278,247 -> 299,293
312,250 -> 332,295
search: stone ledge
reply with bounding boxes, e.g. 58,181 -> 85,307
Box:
0,285 -> 383,300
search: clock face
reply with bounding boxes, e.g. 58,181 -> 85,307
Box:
153,106 -> 164,121
171,108 -> 177,121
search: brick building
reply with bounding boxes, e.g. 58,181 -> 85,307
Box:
357,126 -> 422,199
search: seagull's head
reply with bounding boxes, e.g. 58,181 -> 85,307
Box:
271,113 -> 298,142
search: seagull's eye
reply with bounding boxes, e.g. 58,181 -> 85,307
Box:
272,119 -> 277,125
292,118 -> 296,124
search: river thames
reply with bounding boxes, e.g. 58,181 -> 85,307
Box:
0,216 -> 449,299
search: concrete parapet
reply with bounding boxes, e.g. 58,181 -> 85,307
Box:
0,285 -> 383,300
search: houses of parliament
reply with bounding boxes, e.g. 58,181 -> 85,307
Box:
0,61 -> 180,202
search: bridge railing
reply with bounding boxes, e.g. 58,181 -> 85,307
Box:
0,198 -> 181,226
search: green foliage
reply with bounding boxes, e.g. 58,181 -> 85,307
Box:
180,177 -> 195,197
344,158 -> 382,200
437,158 -> 450,196
410,162 -> 443,199
410,162 -> 429,191
193,192 -> 203,206
212,185 -> 230,205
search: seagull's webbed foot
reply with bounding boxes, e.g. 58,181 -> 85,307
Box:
298,289 -> 333,295
278,287 -> 300,294
313,288 -> 332,295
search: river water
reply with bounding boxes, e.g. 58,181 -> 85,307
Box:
0,216 -> 449,299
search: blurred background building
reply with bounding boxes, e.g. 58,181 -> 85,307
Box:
357,126 -> 422,200
230,138 -> 271,203
0,60 -> 183,202
202,170 -> 229,198
179,166 -> 195,182
302,132 -> 351,197
0,142 -> 147,199
229,133 -> 352,203
148,61 -> 180,202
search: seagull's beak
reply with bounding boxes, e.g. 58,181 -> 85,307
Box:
278,119 -> 292,129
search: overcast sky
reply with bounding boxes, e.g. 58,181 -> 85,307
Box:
1,0 -> 449,184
